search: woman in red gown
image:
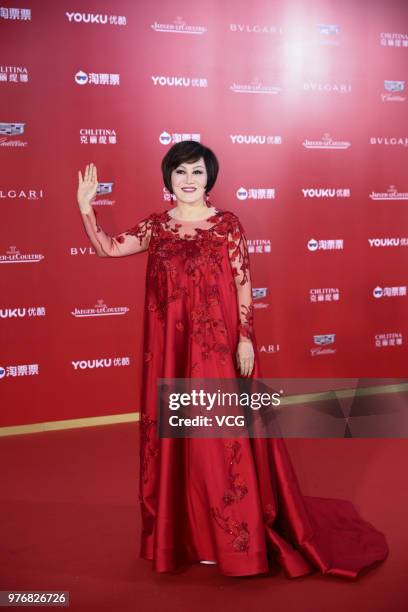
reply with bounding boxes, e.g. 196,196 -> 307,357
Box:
77,141 -> 388,579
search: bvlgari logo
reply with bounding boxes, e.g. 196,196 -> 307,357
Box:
0,189 -> 44,199
370,136 -> 408,146
258,344 -> 280,353
303,82 -> 351,93
71,299 -> 129,318
229,23 -> 282,34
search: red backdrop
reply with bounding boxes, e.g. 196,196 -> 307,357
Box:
1,0 -> 407,427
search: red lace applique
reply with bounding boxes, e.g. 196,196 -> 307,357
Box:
116,216 -> 152,246
211,440 -> 250,553
140,414 -> 158,485
226,215 -> 255,342
264,503 -> 276,522
145,210 -> 254,354
238,303 -> 254,340
191,301 -> 230,363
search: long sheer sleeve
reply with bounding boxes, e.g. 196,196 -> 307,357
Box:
227,214 -> 255,343
80,205 -> 153,257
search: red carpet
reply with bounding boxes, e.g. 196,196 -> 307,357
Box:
0,423 -> 406,611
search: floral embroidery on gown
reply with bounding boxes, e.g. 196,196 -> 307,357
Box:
80,204 -> 389,579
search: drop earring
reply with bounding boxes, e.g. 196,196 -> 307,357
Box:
204,192 -> 212,207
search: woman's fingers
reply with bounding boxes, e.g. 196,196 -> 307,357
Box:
82,164 -> 98,183
237,354 -> 254,377
78,170 -> 83,183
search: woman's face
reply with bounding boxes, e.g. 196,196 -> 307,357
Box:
170,157 -> 208,205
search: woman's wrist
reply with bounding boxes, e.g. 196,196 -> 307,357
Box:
238,336 -> 252,344
79,200 -> 92,214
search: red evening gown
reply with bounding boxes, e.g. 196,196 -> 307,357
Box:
80,204 -> 389,579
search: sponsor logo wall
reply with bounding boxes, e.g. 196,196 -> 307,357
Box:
1,1 -> 407,427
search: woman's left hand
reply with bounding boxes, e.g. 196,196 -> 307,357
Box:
236,339 -> 255,377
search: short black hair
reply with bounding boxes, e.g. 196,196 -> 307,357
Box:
161,140 -> 219,195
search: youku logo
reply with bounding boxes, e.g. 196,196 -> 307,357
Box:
230,134 -> 282,145
368,237 -> 408,248
151,76 -> 208,88
65,12 -> 127,26
302,188 -> 350,198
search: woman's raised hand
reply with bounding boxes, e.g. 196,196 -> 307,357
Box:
77,163 -> 98,213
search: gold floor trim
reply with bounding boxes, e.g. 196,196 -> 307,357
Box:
1,381 -> 407,439
0,412 -> 140,438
